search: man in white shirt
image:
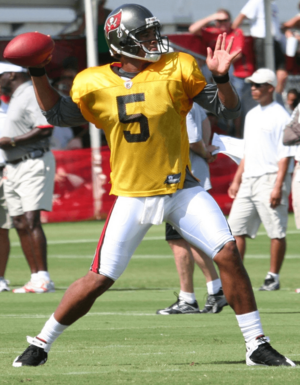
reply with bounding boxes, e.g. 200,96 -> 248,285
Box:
228,68 -> 294,291
0,98 -> 13,292
232,0 -> 287,95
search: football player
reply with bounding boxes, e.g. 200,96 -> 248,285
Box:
13,4 -> 295,368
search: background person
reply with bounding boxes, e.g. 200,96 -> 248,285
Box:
0,63 -> 55,294
232,0 -> 288,97
228,68 -> 294,291
189,8 -> 255,138
157,103 -> 227,315
0,97 -> 12,292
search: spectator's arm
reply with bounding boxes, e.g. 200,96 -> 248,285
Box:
190,140 -> 218,163
282,15 -> 300,29
228,158 -> 244,198
270,157 -> 290,208
189,13 -> 219,35
0,127 -> 53,149
283,104 -> 300,145
232,13 -> 246,29
201,117 -> 211,145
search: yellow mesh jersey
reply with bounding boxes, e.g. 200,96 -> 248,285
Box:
71,52 -> 206,197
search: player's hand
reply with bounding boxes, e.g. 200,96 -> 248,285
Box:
206,33 -> 241,76
270,186 -> 282,208
0,137 -> 13,149
228,181 -> 240,199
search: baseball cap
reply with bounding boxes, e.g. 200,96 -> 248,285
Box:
245,68 -> 277,87
0,62 -> 27,75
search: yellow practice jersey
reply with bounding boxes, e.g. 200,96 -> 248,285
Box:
71,52 -> 206,197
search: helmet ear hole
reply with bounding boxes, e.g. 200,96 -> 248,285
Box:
119,39 -> 127,47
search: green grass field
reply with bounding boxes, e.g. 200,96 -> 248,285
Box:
1,215 -> 299,384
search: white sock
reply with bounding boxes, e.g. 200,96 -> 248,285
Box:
236,310 -> 264,343
37,314 -> 68,352
38,271 -> 50,280
31,273 -> 38,282
179,290 -> 196,304
267,272 -> 279,280
206,279 -> 222,295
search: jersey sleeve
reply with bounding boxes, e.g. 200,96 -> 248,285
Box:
179,53 -> 207,100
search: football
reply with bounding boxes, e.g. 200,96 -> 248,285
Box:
3,32 -> 55,67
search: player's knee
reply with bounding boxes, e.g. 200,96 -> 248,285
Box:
214,241 -> 241,266
84,271 -> 114,297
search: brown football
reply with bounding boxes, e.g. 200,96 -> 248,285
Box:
3,32 -> 54,67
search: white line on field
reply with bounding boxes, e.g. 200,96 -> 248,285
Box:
9,229 -> 300,247
9,254 -> 300,259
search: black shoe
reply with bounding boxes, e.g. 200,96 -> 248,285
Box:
156,293 -> 200,315
199,289 -> 228,313
13,336 -> 48,367
259,274 -> 280,291
246,336 -> 296,366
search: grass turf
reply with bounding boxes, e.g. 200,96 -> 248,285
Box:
0,214 -> 299,384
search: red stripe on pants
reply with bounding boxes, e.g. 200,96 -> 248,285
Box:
90,197 -> 117,273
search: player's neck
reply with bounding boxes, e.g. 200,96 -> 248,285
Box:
121,57 -> 150,73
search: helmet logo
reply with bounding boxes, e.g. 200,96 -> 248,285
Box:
105,10 -> 123,38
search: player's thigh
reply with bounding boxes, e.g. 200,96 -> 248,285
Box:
292,163 -> 300,229
255,174 -> 290,238
91,196 -> 151,281
228,179 -> 261,238
166,186 -> 234,258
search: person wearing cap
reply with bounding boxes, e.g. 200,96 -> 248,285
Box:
227,68 -> 294,291
0,62 -> 55,293
0,97 -> 13,292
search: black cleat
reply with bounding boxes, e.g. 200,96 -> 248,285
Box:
13,336 -> 48,367
199,289 -> 228,313
246,336 -> 296,366
259,274 -> 280,291
156,293 -> 200,314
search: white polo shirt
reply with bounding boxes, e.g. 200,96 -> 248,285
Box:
243,101 -> 294,178
0,101 -> 8,167
1,81 -> 53,162
187,104 -> 212,191
241,0 -> 281,41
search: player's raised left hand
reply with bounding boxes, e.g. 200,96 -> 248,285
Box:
206,33 -> 241,76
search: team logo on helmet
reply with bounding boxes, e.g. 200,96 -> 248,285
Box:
105,10 -> 123,38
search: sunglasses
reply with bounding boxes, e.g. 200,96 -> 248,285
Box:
250,82 -> 269,88
216,19 -> 230,23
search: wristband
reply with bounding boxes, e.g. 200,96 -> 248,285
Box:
212,73 -> 229,84
28,67 -> 46,77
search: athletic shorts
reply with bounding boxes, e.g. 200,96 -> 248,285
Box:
253,38 -> 286,70
0,169 -> 13,229
292,161 -> 300,229
3,151 -> 55,216
91,185 -> 234,281
228,173 -> 291,239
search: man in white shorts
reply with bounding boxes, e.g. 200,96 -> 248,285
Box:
157,103 -> 228,315
12,4 -> 295,368
0,97 -> 13,292
228,68 -> 294,291
0,62 -> 55,293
